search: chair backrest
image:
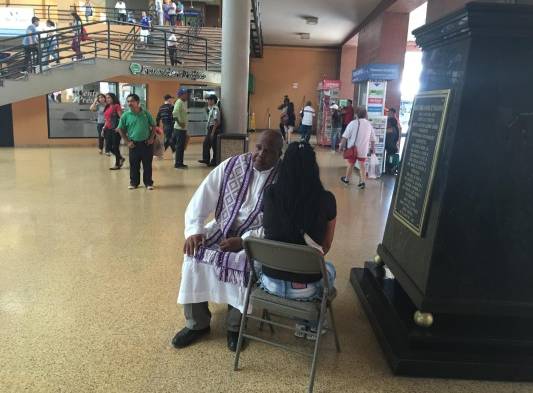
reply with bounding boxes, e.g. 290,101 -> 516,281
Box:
243,237 -> 329,289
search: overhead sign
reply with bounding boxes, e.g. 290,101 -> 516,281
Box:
129,63 -> 220,84
352,63 -> 400,83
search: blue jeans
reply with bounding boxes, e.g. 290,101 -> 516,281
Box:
300,124 -> 312,143
331,128 -> 341,151
259,262 -> 336,301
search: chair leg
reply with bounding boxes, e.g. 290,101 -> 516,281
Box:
234,281 -> 253,371
259,309 -> 266,331
308,297 -> 328,393
328,305 -> 341,353
264,310 -> 275,333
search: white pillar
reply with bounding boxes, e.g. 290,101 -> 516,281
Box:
221,0 -> 250,134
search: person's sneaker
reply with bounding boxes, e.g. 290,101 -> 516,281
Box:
175,164 -> 188,169
306,321 -> 328,341
128,185 -> 138,189
294,323 -> 308,338
105,152 -> 112,156
146,185 -> 154,190
171,327 -> 210,349
340,176 -> 349,185
358,182 -> 366,189
98,149 -> 103,154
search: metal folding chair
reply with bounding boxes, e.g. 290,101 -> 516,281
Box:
234,238 -> 341,393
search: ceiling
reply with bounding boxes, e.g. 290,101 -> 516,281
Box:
259,0 -> 384,47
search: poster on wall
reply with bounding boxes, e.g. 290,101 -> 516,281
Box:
367,81 -> 387,119
0,7 -> 34,36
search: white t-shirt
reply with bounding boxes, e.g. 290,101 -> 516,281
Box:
167,33 -> 177,47
301,106 -> 315,126
115,1 -> 126,14
342,118 -> 376,158
168,2 -> 177,15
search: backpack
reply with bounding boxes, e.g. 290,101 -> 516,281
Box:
81,27 -> 89,41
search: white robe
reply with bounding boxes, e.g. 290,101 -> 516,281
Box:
177,157 -> 271,312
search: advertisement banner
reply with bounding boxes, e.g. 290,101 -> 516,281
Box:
367,81 -> 387,119
0,7 -> 34,36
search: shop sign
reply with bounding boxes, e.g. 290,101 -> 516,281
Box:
129,62 -> 208,81
352,63 -> 400,83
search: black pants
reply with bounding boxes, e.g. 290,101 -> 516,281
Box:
168,47 -> 177,66
97,123 -> 105,151
169,14 -> 177,26
118,13 -> 127,22
174,129 -> 187,167
279,122 -> 286,140
202,125 -> 219,164
105,129 -> 123,166
129,141 -> 153,186
163,124 -> 175,152
24,45 -> 38,73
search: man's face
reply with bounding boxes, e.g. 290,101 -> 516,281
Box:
127,97 -> 140,111
207,99 -> 215,107
252,132 -> 282,171
180,93 -> 189,101
33,20 -> 40,27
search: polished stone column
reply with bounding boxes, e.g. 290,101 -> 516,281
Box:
426,0 -> 533,22
221,0 -> 250,134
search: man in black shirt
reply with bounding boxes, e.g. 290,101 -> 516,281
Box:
156,94 -> 175,152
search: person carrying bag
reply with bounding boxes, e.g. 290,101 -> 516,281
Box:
339,107 -> 376,189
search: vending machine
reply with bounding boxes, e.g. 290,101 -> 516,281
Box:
316,80 -> 341,146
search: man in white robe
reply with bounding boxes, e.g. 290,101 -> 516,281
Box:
172,130 -> 283,351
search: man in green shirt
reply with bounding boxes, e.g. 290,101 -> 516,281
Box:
116,93 -> 157,190
173,87 -> 189,169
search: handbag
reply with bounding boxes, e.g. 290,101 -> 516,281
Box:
343,119 -> 360,160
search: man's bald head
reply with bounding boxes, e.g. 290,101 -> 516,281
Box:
252,130 -> 283,171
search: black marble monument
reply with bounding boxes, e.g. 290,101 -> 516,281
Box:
351,2 -> 533,380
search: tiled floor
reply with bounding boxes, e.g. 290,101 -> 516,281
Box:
0,142 -> 531,392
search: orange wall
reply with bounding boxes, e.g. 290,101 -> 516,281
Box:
11,78 -> 183,147
249,46 -> 339,130
339,45 -> 357,101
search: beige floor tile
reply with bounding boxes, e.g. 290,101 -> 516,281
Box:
0,142 -> 531,393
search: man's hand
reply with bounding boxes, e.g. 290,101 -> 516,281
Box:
127,140 -> 134,148
219,237 -> 243,252
184,234 -> 205,256
147,137 -> 154,145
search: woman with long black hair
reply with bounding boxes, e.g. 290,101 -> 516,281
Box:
260,141 -> 337,339
70,12 -> 84,60
102,93 -> 125,170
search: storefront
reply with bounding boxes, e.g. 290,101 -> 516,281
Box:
47,81 -> 148,139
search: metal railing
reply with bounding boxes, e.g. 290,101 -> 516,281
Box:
250,0 -> 263,58
0,20 -> 221,84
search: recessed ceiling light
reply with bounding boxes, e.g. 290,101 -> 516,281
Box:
299,33 -> 310,40
303,16 -> 318,25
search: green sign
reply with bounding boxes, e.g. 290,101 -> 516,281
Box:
129,63 -> 142,75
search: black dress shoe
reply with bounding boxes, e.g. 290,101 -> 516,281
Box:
227,331 -> 246,352
171,327 -> 210,349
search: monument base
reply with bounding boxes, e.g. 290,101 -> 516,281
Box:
351,262 -> 533,381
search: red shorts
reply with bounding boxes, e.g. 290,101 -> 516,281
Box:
348,157 -> 366,165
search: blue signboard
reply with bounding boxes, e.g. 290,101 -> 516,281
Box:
352,63 -> 401,83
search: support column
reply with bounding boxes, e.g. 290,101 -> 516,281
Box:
221,0 -> 250,134
355,11 -> 409,111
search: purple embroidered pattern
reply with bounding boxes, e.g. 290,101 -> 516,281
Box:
194,153 -> 278,286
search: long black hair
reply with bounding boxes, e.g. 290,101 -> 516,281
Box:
269,141 -> 324,237
105,92 -> 120,110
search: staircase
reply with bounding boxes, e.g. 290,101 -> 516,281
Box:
130,26 -> 221,72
